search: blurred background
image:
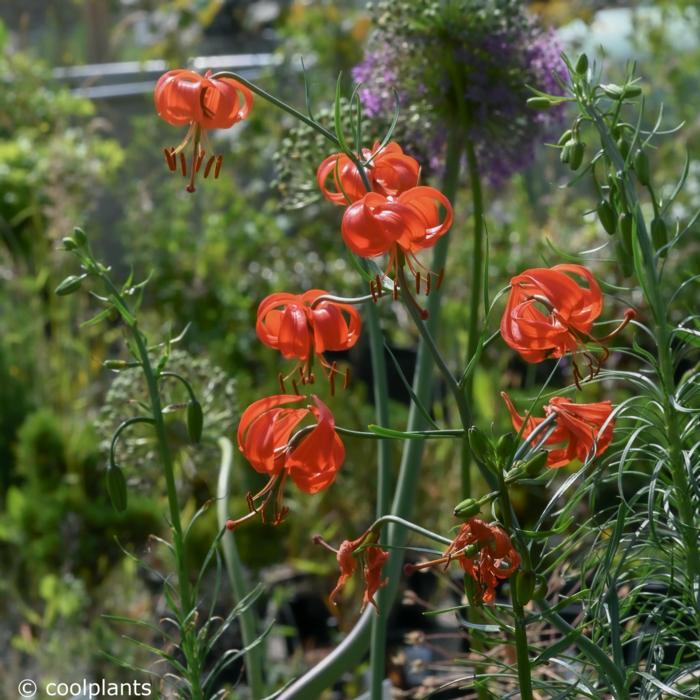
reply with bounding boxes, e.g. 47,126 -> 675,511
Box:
0,1 -> 698,697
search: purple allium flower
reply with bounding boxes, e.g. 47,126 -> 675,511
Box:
353,0 -> 568,186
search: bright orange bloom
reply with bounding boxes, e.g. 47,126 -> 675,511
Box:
341,186 -> 453,287
406,518 -> 520,605
317,141 -> 420,205
230,394 -> 344,527
502,393 -> 615,468
154,69 -> 253,192
325,534 -> 389,613
256,289 -> 361,387
500,264 -> 634,383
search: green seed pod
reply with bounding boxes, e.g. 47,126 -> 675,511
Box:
496,432 -> 517,467
575,53 -> 589,74
55,274 -> 84,296
453,498 -> 481,519
619,213 -> 634,254
527,96 -> 553,110
634,150 -> 650,186
106,465 -> 127,512
522,450 -> 548,477
73,226 -> 87,247
651,217 -> 668,255
187,399 -> 203,444
468,426 -> 495,466
516,570 -> 536,605
557,129 -> 573,146
601,83 -> 625,99
615,237 -> 634,277
568,142 -> 585,171
616,137 -> 630,159
597,200 -> 617,235
62,237 -> 78,251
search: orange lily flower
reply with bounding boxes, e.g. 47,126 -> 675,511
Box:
406,518 -> 520,605
500,264 -> 634,384
323,533 -> 389,613
341,186 -> 453,291
317,141 -> 420,205
502,392 -> 615,468
154,69 -> 253,192
256,289 -> 361,388
229,394 -> 344,527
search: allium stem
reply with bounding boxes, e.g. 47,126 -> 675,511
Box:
462,138 -> 485,500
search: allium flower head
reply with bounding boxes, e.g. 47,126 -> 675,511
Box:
352,0 -> 567,184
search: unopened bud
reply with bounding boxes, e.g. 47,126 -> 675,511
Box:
619,213 -> 633,254
453,498 -> 481,519
634,150 -> 650,186
106,464 -> 127,512
73,227 -> 87,247
104,359 -> 129,370
568,142 -> 585,171
55,274 -> 84,296
527,96 -> 553,110
574,53 -> 589,74
187,399 -> 203,444
496,432 -> 517,467
616,137 -> 630,159
597,200 -> 617,235
468,426 -> 495,467
62,237 -> 78,251
557,129 -> 573,146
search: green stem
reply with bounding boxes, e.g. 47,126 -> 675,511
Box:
216,438 -> 265,699
495,472 -> 533,700
365,279 -> 393,700
100,276 -> 201,698
462,138 -> 485,500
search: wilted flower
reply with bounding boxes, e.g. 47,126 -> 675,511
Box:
321,533 -> 390,613
154,69 -> 253,191
256,289 -> 361,387
501,393 -> 615,468
406,517 -> 520,605
352,0 -> 567,184
229,394 -> 344,527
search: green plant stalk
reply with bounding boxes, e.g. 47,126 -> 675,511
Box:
586,105 -> 700,615
217,437 -> 264,700
462,138 -> 485,500
366,290 -> 393,700
100,276 -> 202,698
276,131 -> 463,700
495,471 -> 533,700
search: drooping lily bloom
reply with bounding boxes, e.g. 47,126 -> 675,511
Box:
500,264 -> 634,383
317,141 -> 420,205
256,289 -> 361,388
406,518 -> 520,605
324,533 -> 389,613
228,394 -> 344,527
501,392 -> 615,468
154,69 -> 253,192
341,186 -> 453,292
